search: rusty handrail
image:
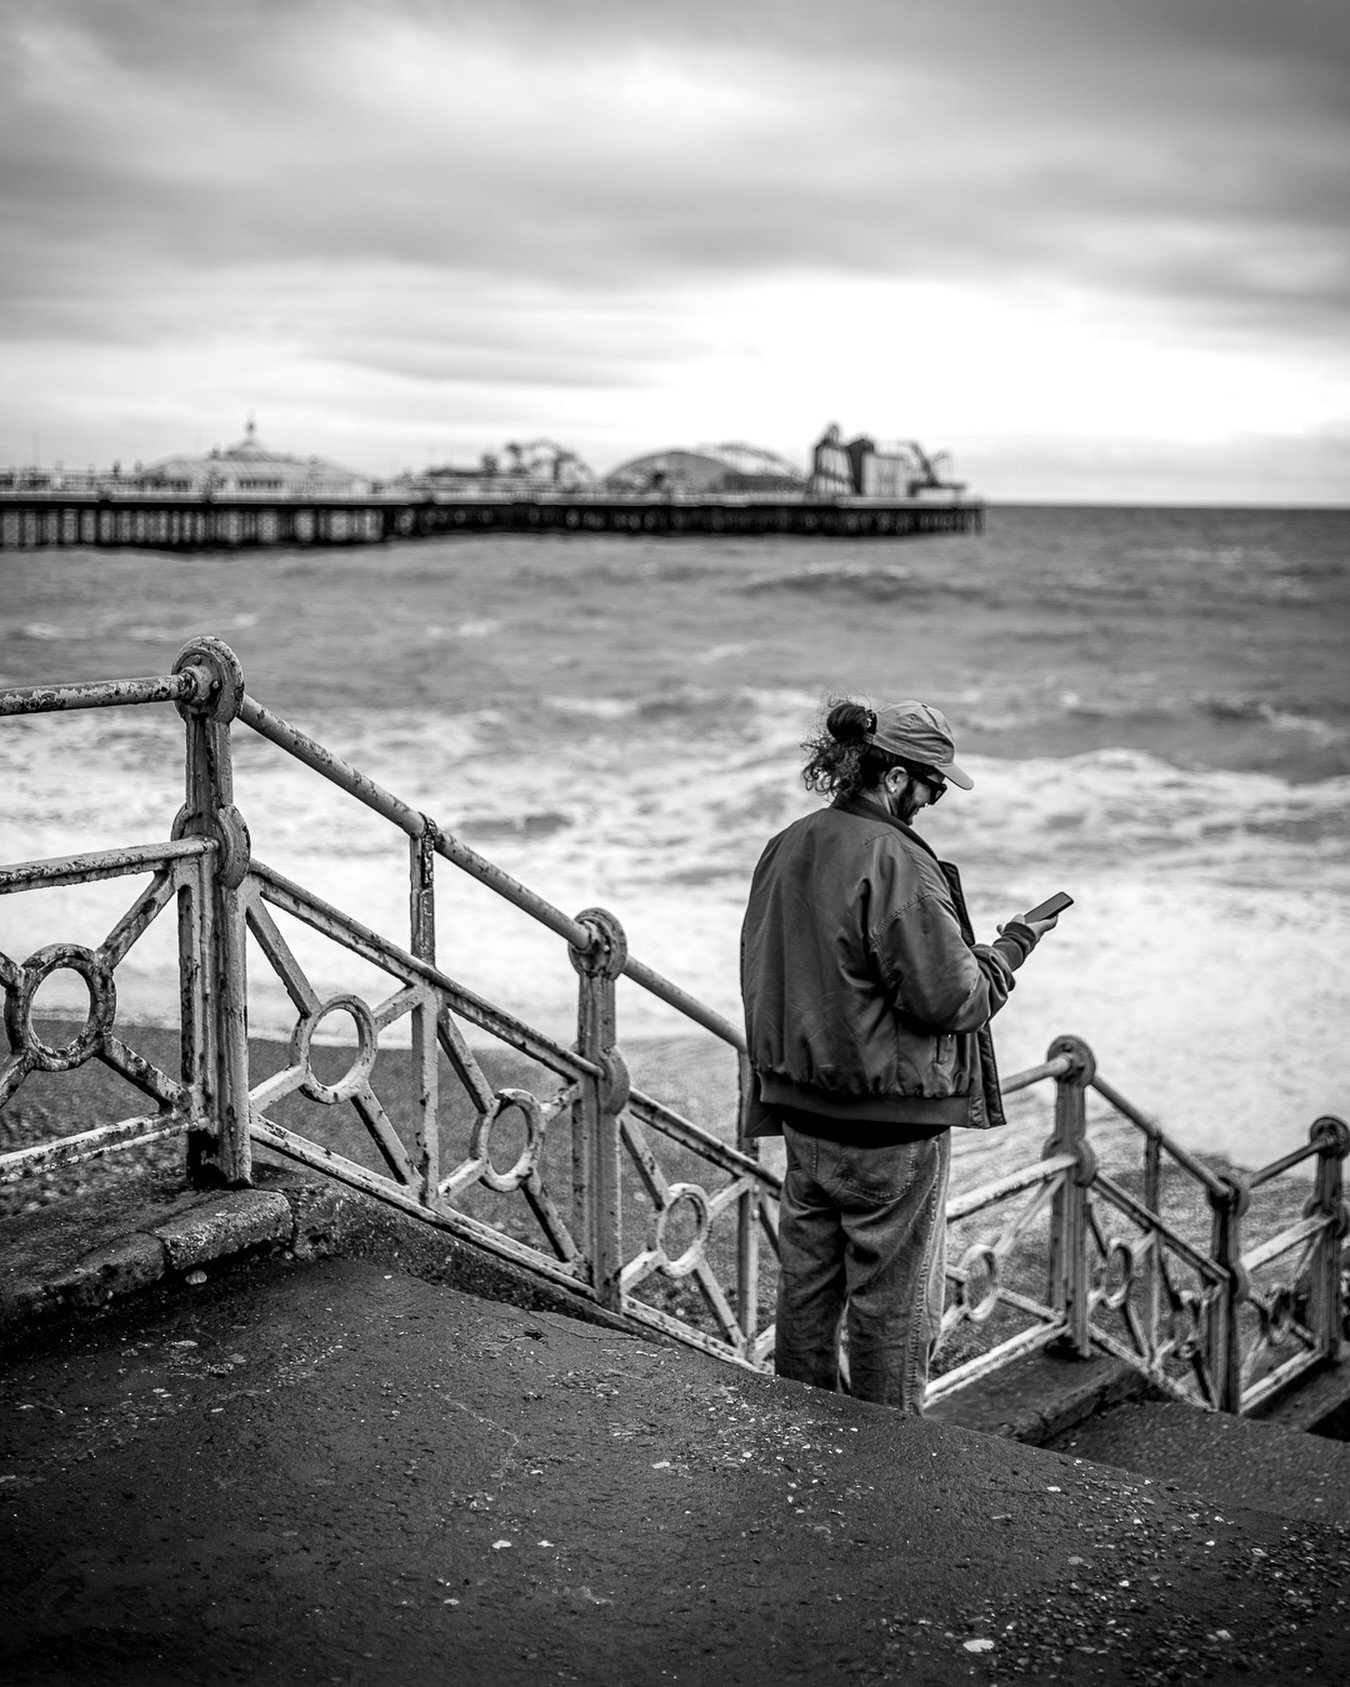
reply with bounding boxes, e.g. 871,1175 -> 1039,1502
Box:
999,1052 -> 1073,1094
1248,1138 -> 1322,1189
0,669 -> 204,717
1089,1070 -> 1229,1198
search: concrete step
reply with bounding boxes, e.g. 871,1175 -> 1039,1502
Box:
927,1348 -> 1156,1444
932,1346 -> 1350,1524
1044,1398 -> 1350,1524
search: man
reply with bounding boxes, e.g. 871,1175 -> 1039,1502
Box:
740,698 -> 1057,1413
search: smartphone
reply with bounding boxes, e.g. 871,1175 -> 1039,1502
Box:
1022,891 -> 1074,922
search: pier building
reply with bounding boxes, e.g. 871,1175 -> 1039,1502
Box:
0,423 -> 983,549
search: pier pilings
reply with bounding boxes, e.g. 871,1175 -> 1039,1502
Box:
0,492 -> 983,551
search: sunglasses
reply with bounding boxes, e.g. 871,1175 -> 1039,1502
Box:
901,762 -> 948,802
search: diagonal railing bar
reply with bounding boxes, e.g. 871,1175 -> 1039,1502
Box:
350,1087 -> 419,1187
100,868 -> 179,967
243,895 -> 323,1016
946,1152 -> 1078,1222
248,1060 -> 310,1115
0,1051 -> 31,1110
1243,1219 -> 1326,1275
98,1035 -> 184,1111
370,984 -> 425,1032
1088,1172 -> 1229,1284
625,1087 -> 776,1185
1,1115 -> 191,1180
436,1006 -> 499,1117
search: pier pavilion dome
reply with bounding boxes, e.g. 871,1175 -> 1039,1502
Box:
137,420 -> 375,496
602,442 -> 805,494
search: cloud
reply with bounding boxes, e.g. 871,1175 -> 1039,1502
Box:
1,0 -> 1347,493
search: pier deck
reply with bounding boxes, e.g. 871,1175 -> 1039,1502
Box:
0,490 -> 983,550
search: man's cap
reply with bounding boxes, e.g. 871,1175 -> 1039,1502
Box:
867,700 -> 974,789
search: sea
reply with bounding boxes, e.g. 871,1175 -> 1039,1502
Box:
1,504 -> 1347,1176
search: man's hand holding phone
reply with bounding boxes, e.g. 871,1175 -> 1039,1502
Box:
1018,891 -> 1073,938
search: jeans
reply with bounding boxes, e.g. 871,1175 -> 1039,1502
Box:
774,1125 -> 951,1415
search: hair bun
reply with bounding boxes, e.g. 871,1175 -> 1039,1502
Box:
825,701 -> 874,743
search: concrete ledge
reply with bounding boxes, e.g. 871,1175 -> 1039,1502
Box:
0,1168 -> 642,1346
152,1189 -> 293,1270
48,1231 -> 168,1311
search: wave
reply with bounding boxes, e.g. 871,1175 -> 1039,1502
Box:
742,562 -> 938,600
1198,695 -> 1345,745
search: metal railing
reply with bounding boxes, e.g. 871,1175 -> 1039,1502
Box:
2,637 -> 1345,1410
0,637 -> 773,1367
930,1037 -> 1348,1414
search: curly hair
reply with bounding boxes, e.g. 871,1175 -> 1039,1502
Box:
801,698 -> 908,801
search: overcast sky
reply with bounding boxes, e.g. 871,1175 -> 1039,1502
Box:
2,0 -> 1347,501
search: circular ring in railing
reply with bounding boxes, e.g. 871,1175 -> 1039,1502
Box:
957,1243 -> 1001,1324
6,944 -> 115,1071
654,1183 -> 712,1279
471,1089 -> 545,1193
1100,1237 -> 1138,1312
291,994 -> 379,1105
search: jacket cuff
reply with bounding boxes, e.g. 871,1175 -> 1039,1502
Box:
992,919 -> 1036,970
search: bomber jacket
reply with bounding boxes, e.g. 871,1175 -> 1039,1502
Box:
740,794 -> 1037,1136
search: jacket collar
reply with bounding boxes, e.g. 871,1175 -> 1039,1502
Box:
831,793 -> 942,863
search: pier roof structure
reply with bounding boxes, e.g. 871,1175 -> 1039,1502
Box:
602,442 -> 805,494
139,420 -> 375,496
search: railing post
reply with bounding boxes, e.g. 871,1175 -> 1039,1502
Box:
1045,1035 -> 1097,1357
1306,1116 -> 1349,1364
408,819 -> 440,1204
735,1048 -> 760,1352
570,907 -> 629,1313
1208,1171 -> 1249,1413
1142,1130 -> 1162,1371
171,637 -> 252,1188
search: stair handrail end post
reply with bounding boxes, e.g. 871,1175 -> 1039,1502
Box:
1307,1115 -> 1350,1365
171,636 -> 252,1189
1207,1167 -> 1250,1414
409,817 -> 441,1203
570,907 -> 629,1313
1045,1034 -> 1097,1358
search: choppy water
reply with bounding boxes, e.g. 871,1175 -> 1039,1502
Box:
2,505 -> 1348,1168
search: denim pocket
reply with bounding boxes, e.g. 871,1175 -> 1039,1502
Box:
821,1137 -> 920,1206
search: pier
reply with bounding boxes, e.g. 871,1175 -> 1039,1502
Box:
0,489 -> 983,551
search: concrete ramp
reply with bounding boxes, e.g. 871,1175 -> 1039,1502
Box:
3,1249 -> 1349,1685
